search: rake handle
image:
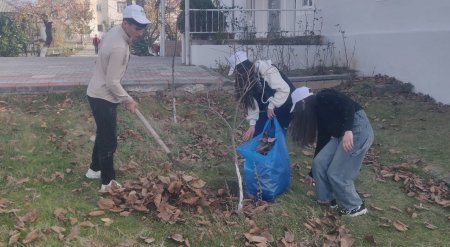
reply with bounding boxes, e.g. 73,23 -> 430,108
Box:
135,109 -> 171,155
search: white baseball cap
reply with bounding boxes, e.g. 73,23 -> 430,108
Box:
226,51 -> 248,76
290,87 -> 313,113
123,5 -> 150,25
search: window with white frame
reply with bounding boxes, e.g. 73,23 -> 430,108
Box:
300,0 -> 313,8
117,1 -> 126,13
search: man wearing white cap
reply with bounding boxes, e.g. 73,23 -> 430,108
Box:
227,51 -> 296,140
289,87 -> 374,217
86,4 -> 150,193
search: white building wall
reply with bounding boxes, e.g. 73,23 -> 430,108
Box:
189,0 -> 450,104
315,0 -> 450,104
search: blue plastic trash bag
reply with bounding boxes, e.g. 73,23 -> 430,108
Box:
237,118 -> 291,201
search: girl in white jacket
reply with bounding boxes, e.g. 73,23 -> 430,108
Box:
227,51 -> 295,140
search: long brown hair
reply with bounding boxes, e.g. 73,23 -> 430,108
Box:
289,95 -> 318,147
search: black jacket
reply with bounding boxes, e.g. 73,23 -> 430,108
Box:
314,89 -> 362,156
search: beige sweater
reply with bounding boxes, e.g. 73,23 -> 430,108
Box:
87,25 -> 133,103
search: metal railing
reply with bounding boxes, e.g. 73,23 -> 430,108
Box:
188,8 -> 319,36
183,5 -> 320,64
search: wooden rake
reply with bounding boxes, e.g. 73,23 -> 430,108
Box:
135,109 -> 174,162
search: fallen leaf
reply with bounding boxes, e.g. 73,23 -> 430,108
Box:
101,218 -> 113,226
378,223 -> 391,228
361,193 -> 372,198
22,229 -> 41,244
388,149 -> 401,154
140,237 -> 155,244
80,221 -> 96,228
120,211 -> 131,217
20,209 -> 39,223
119,160 -> 139,172
389,206 -> 403,213
340,234 -> 355,247
393,220 -> 408,232
98,198 -> 115,209
51,226 -> 66,234
69,217 -> 78,225
191,179 -> 206,189
302,150 -> 314,157
364,235 -> 377,245
170,233 -> 184,242
425,223 -> 438,230
88,210 -> 105,216
370,205 -> 384,211
53,208 -> 66,221
8,230 -> 20,245
0,197 -> 10,207
66,225 -> 80,241
284,231 -> 295,243
118,239 -> 136,247
244,233 -> 267,244
50,226 -> 66,240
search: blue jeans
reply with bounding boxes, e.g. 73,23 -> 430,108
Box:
312,110 -> 374,210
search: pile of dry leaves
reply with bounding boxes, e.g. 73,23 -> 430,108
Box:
368,151 -> 450,208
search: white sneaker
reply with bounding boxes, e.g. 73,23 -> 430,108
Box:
98,180 -> 122,193
85,168 -> 101,179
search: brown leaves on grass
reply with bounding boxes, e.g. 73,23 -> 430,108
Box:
119,160 -> 139,172
19,209 -> 39,224
6,176 -> 29,187
0,197 -> 10,207
371,155 -> 450,207
22,229 -> 41,244
303,213 -> 355,247
37,171 -> 65,183
118,128 -> 144,142
97,171 -> 227,223
392,220 -> 408,232
0,197 -> 20,214
179,128 -> 230,161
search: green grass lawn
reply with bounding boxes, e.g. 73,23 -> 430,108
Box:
0,79 -> 449,246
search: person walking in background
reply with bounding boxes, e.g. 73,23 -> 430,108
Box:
85,5 -> 150,193
227,51 -> 295,140
289,87 -> 374,217
92,34 -> 101,54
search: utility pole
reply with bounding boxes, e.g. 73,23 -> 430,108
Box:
184,0 -> 190,65
160,0 -> 166,56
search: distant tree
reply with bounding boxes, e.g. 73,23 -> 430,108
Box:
165,0 -> 181,40
0,14 -> 29,57
11,0 -> 93,56
130,1 -> 159,56
177,0 -> 227,40
131,0 -> 180,56
66,0 -> 94,44
131,28 -> 154,56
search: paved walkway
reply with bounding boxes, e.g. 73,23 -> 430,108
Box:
0,46 -> 231,94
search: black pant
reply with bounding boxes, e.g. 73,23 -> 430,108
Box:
88,96 -> 118,185
94,46 -> 99,54
254,100 -> 293,137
